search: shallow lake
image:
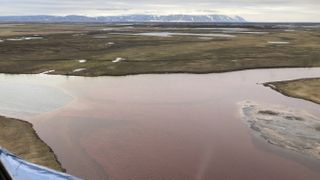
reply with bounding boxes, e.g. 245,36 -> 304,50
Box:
0,68 -> 320,180
134,32 -> 236,38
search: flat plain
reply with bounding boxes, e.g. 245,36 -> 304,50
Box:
0,23 -> 320,76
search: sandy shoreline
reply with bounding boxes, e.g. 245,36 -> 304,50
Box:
0,115 -> 64,172
239,101 -> 320,160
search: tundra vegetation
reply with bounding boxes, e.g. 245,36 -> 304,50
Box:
0,116 -> 63,171
0,23 -> 319,76
265,78 -> 320,105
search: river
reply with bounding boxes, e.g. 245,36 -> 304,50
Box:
0,68 -> 320,180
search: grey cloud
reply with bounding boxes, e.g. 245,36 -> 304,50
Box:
96,8 -> 131,11
0,0 -> 319,22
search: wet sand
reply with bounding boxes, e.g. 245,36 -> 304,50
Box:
0,68 -> 320,179
240,101 -> 320,160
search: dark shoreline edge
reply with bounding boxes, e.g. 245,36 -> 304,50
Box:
0,115 -> 65,172
2,65 -> 320,77
22,118 -> 66,172
264,78 -> 320,105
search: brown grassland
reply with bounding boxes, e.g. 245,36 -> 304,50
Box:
0,23 -> 319,76
265,78 -> 320,105
0,116 -> 63,171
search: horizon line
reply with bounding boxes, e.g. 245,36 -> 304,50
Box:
0,15 -> 319,23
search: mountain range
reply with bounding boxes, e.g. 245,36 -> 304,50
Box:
0,15 -> 246,23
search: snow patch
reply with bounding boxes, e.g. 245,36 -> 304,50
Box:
268,41 -> 290,44
106,42 -> 115,45
73,68 -> 86,72
284,29 -> 296,32
7,37 -> 43,41
112,57 -> 125,63
78,59 -> 87,63
40,70 -> 55,74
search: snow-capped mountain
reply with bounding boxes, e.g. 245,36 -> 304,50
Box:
0,15 -> 246,23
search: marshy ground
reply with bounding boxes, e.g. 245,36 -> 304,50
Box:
0,23 -> 320,76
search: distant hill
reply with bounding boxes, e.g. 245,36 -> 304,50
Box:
0,15 -> 246,23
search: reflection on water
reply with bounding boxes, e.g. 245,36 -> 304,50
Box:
135,32 -> 236,38
0,68 -> 320,180
0,74 -> 72,119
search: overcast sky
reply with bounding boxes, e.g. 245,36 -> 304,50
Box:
1,0 -> 319,22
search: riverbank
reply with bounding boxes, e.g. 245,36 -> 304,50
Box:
264,78 -> 320,105
0,115 -> 63,172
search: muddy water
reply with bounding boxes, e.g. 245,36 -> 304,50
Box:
1,68 -> 320,180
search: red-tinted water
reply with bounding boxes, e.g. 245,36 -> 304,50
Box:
1,68 -> 320,180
